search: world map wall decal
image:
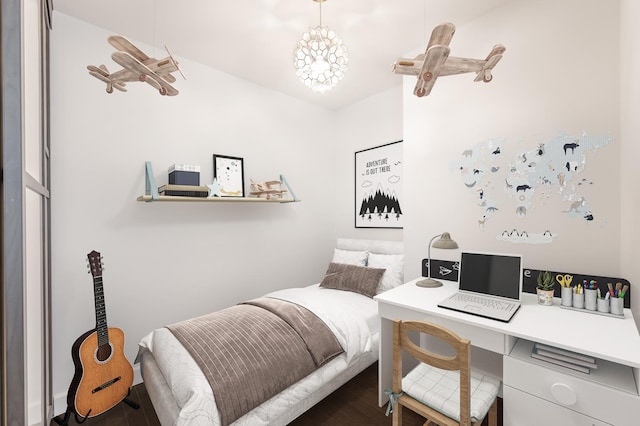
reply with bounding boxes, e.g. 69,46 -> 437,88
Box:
451,131 -> 612,244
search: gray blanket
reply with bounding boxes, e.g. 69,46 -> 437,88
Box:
166,297 -> 343,426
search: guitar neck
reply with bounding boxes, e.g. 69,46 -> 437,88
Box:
92,274 -> 110,347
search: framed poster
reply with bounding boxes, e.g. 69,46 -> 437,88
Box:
213,154 -> 245,197
355,140 -> 403,228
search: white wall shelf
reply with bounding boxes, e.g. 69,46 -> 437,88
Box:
139,161 -> 299,203
136,195 -> 298,203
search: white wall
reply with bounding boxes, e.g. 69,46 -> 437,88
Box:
403,1 -> 622,283
620,0 -> 640,329
49,13 -> 334,414
48,0 -> 639,416
334,87 -> 404,241
49,13 -> 405,415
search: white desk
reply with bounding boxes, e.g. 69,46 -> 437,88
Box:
375,279 -> 640,426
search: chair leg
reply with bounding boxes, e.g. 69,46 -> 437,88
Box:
488,399 -> 498,426
392,403 -> 402,426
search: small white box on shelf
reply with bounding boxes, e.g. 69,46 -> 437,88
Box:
169,164 -> 201,173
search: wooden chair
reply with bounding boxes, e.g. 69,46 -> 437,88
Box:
390,320 -> 500,426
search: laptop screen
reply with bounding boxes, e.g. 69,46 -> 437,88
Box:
458,251 -> 522,300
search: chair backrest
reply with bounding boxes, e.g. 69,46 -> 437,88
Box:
392,319 -> 472,425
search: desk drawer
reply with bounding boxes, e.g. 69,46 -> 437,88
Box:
504,386 -> 613,426
421,314 -> 507,354
504,347 -> 639,426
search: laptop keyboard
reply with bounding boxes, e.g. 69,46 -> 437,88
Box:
451,292 -> 516,311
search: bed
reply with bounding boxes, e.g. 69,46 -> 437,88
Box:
136,238 -> 404,426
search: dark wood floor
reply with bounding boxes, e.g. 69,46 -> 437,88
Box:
50,384 -> 160,426
51,362 -> 502,425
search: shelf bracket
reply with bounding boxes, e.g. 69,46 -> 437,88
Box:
145,161 -> 159,201
279,174 -> 298,202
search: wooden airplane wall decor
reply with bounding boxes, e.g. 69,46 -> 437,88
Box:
249,179 -> 288,200
392,22 -> 505,97
87,35 -> 185,96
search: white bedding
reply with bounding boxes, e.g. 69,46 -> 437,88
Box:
138,284 -> 379,426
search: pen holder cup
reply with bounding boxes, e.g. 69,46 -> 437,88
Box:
572,292 -> 585,309
560,287 -> 573,307
584,289 -> 597,311
597,298 -> 610,313
610,297 -> 624,316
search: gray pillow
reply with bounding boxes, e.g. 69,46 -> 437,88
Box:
319,262 -> 385,298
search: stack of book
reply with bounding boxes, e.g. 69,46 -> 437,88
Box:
530,342 -> 597,374
159,184 -> 209,198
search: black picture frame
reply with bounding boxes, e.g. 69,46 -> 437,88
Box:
354,140 -> 403,228
213,154 -> 245,197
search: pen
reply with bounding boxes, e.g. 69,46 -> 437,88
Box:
620,284 -> 629,298
607,282 -> 614,297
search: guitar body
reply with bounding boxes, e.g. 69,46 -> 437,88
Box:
68,326 -> 134,418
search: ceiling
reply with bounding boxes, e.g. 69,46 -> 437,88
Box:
53,0 -> 511,110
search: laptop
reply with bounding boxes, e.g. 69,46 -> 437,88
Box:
437,251 -> 523,322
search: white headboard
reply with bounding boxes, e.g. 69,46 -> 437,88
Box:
336,238 -> 403,255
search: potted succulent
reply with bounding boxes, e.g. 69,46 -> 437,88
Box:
536,270 -> 556,305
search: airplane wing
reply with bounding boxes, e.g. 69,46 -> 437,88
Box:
88,69 -> 110,84
157,72 -> 177,83
426,22 -> 455,50
108,68 -> 141,83
108,35 -> 150,63
413,44 -> 450,97
87,65 -> 127,92
111,51 -> 179,96
473,44 -> 505,82
87,64 -> 108,77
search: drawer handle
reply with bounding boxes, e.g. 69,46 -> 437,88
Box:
550,382 -> 577,406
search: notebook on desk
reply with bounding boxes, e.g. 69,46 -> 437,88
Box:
437,251 -> 523,322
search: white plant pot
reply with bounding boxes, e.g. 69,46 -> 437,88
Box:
536,288 -> 554,306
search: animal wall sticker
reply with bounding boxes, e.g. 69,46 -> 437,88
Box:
451,131 -> 612,244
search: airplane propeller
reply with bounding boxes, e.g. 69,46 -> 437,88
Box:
165,45 -> 186,80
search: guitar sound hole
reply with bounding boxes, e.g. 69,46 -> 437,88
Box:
96,344 -> 112,363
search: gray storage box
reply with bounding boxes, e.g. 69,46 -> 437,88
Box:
168,164 -> 200,186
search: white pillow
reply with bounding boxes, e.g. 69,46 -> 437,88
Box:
332,248 -> 369,266
367,253 -> 404,294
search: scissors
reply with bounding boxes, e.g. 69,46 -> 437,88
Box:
556,274 -> 573,287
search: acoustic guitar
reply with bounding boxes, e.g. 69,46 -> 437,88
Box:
66,250 -> 134,419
